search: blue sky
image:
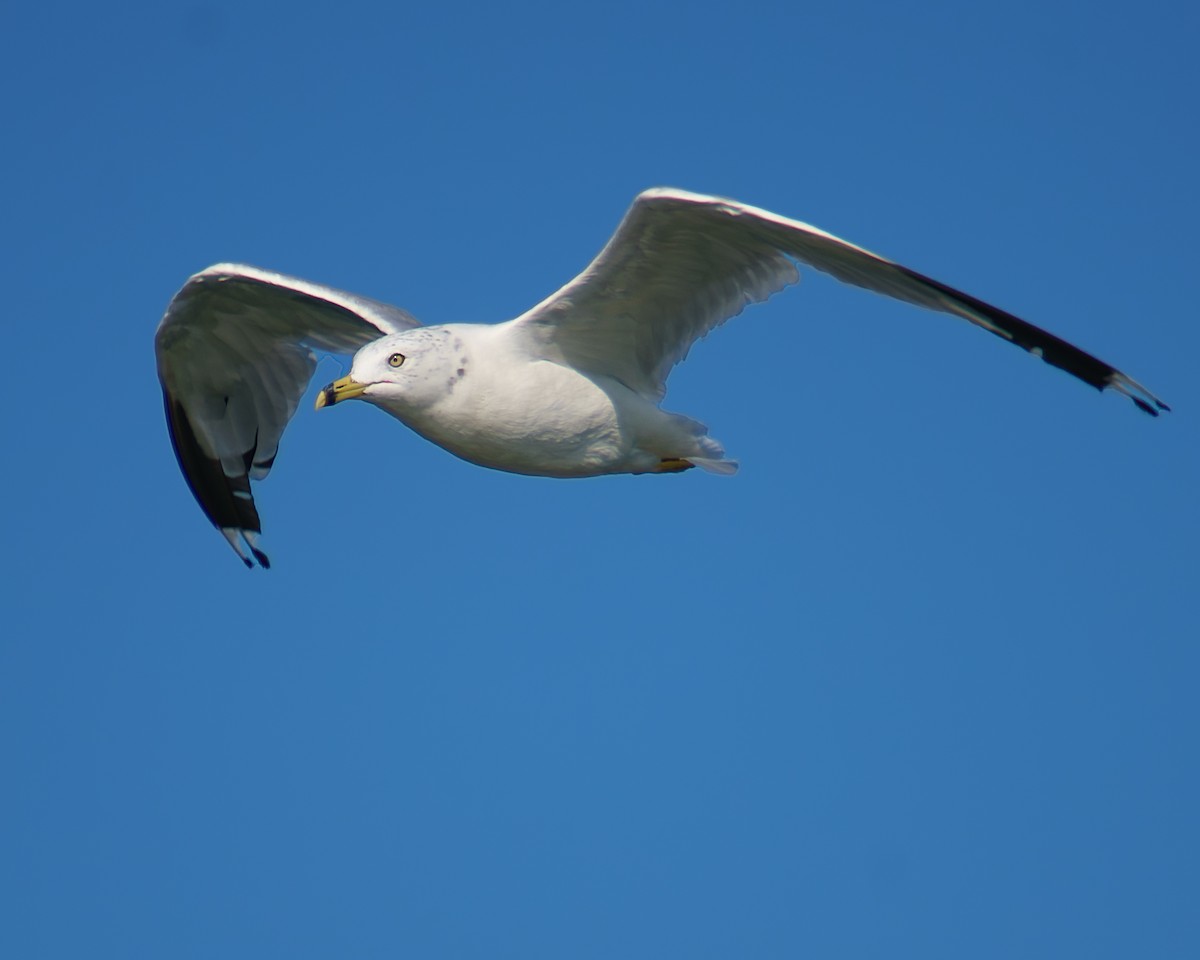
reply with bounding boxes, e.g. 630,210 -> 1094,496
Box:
3,1 -> 1197,956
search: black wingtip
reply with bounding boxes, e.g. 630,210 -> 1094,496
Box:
162,389 -> 272,567
892,263 -> 1170,419
1105,373 -> 1169,418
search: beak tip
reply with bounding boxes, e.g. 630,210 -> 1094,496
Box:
315,375 -> 366,410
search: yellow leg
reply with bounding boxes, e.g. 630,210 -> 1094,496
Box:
653,458 -> 695,474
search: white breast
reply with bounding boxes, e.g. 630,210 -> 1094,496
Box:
382,324 -> 630,477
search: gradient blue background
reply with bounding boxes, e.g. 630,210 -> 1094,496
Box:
3,2 -> 1197,957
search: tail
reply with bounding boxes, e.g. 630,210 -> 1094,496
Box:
690,430 -> 738,475
661,411 -> 739,475
690,456 -> 739,475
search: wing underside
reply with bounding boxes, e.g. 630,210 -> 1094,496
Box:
155,263 -> 421,567
513,189 -> 1167,415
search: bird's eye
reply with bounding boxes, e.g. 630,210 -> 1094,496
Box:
387,353 -> 405,368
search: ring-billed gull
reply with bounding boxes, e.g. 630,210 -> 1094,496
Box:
155,188 -> 1167,567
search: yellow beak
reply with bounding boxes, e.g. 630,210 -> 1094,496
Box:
314,375 -> 368,410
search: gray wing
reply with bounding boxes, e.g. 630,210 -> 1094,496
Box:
155,263 -> 421,567
511,188 -> 1167,413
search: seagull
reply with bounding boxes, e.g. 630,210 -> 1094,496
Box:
155,188 -> 1168,567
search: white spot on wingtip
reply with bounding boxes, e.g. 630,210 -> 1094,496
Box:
220,527 -> 252,565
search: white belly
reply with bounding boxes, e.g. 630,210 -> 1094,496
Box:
394,358 -> 630,477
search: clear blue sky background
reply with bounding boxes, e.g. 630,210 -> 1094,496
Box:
3,1 -> 1197,957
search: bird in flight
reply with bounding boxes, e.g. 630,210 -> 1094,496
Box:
155,188 -> 1168,568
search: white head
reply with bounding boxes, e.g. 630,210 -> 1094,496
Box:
315,328 -> 467,414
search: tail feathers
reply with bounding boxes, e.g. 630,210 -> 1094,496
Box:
689,457 -> 739,475
661,412 -> 737,475
680,421 -> 737,475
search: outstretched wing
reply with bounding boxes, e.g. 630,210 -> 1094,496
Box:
512,188 -> 1167,414
155,263 -> 421,567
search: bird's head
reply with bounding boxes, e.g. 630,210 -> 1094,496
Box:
315,328 -> 464,413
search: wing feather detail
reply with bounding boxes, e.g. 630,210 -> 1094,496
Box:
512,188 -> 1167,415
155,263 -> 421,566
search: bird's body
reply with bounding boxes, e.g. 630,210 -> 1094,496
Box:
341,323 -> 731,479
154,188 -> 1167,567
